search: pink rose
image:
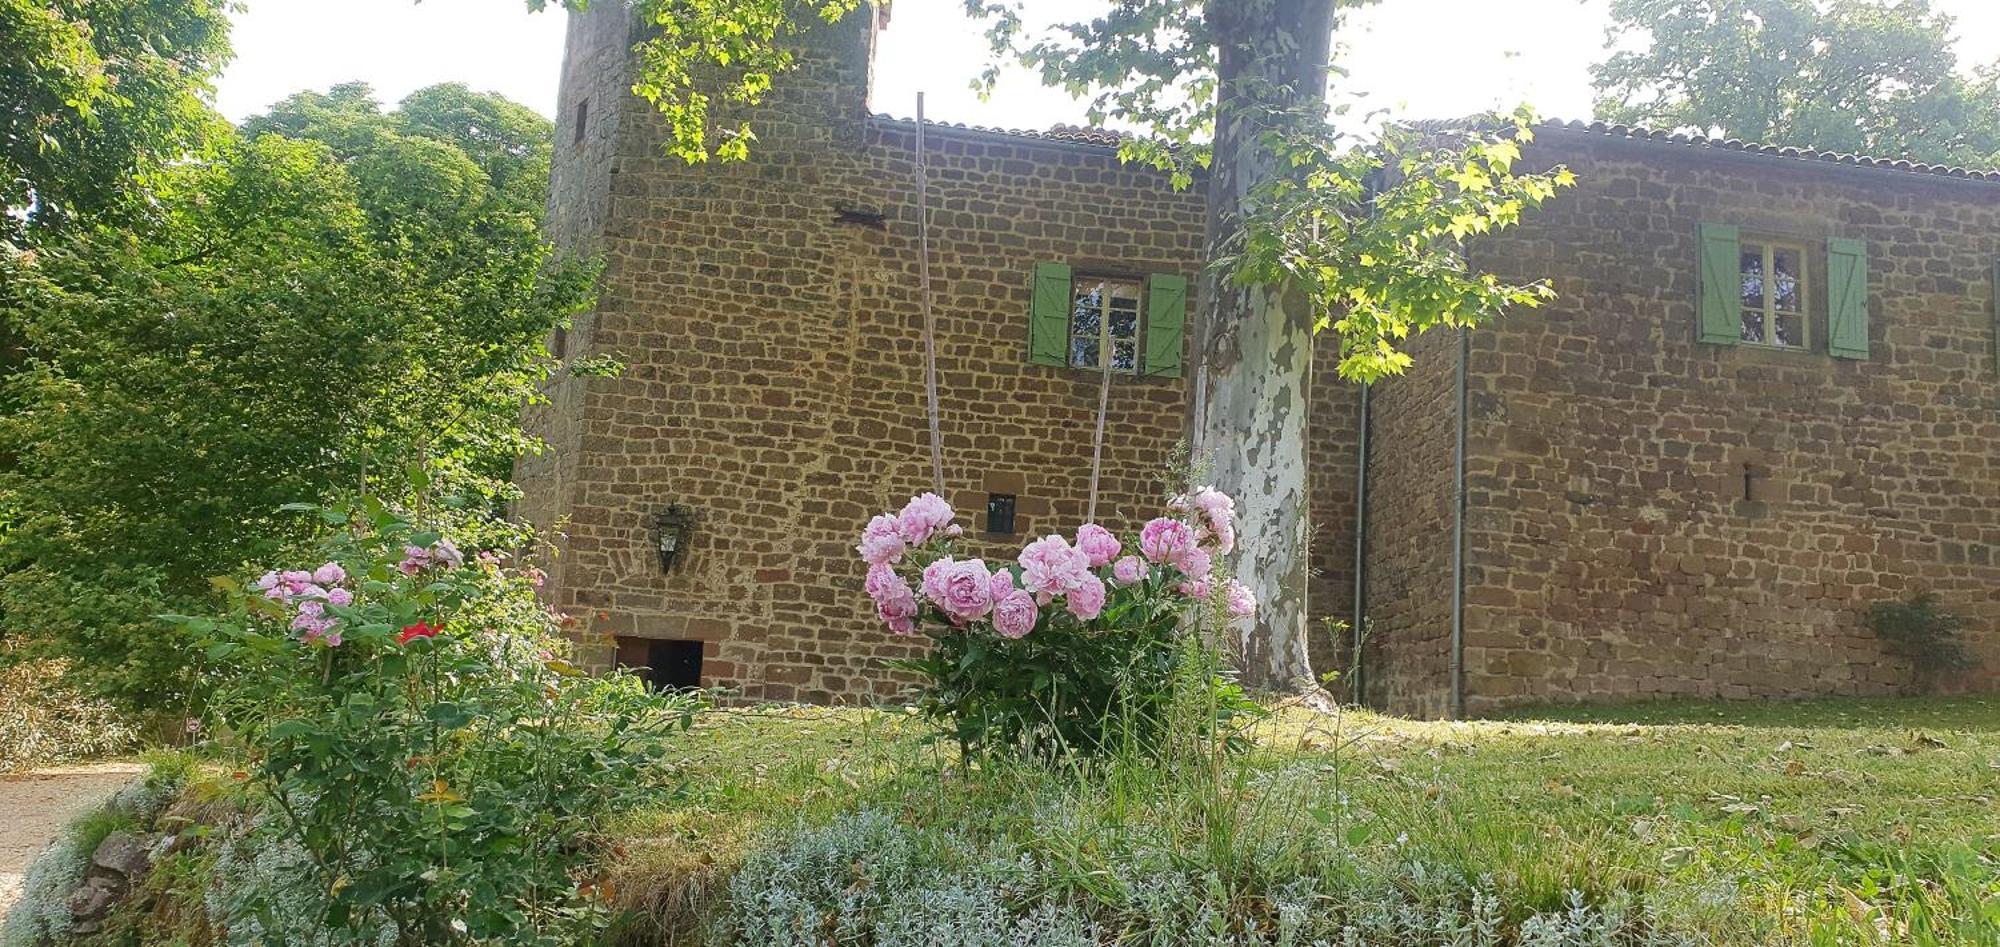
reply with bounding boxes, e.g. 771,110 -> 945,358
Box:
1111,556 -> 1147,586
1224,579 -> 1256,619
1175,546 -> 1213,580
1074,524 -> 1122,567
312,562 -> 346,585
1178,577 -> 1213,599
326,588 -> 354,607
897,492 -> 955,545
991,591 -> 1038,639
1139,518 -> 1194,564
1018,535 -> 1090,597
857,514 -> 907,566
1066,574 -> 1107,621
1192,487 -> 1237,555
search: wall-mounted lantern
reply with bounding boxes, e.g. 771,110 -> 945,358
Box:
652,505 -> 697,574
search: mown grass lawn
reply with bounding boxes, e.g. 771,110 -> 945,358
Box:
611,696 -> 1999,945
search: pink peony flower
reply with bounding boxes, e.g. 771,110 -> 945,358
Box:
1074,524 -> 1122,568
925,557 -> 994,624
325,588 -> 354,607
1192,487 -> 1237,555
897,493 -> 955,545
857,513 -> 907,566
988,569 -> 1016,601
1139,518 -> 1195,564
1175,546 -> 1213,581
864,562 -> 905,602
1111,555 -> 1147,586
1018,535 -> 1091,598
875,582 -> 919,635
1066,574 -> 1108,621
312,562 -> 346,586
991,591 -> 1038,639
1224,579 -> 1256,619
1177,577 -> 1214,599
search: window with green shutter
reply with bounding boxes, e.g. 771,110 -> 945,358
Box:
1698,223 -> 1743,345
1144,273 -> 1186,378
1826,238 -> 1869,360
1027,264 -> 1188,378
1029,262 -> 1073,367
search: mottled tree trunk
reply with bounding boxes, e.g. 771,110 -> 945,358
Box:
1194,0 -> 1335,692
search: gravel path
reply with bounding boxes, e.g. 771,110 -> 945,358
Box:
0,763 -> 145,918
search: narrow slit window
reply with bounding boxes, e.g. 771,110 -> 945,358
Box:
573,99 -> 589,145
1069,278 -> 1143,374
1739,240 -> 1807,348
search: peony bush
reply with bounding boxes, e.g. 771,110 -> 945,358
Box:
859,488 -> 1256,757
171,499 -> 697,946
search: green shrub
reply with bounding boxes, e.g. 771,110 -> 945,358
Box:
0,657 -> 136,772
174,501 -> 700,947
1867,591 -> 1976,690
716,811 -> 1702,947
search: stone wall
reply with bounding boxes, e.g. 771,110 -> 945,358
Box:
525,2 -> 1375,702
1457,129 -> 2000,709
1356,327 -> 1461,716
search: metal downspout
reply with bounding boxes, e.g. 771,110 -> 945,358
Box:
1450,327 -> 1468,720
1351,382 -> 1370,706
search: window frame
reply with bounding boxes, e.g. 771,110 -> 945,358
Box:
1738,237 -> 1811,350
1067,274 -> 1147,375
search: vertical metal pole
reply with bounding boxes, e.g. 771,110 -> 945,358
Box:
915,94 -> 944,497
1450,327 -> 1468,720
1350,381 -> 1369,705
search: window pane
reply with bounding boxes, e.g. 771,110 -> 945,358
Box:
1071,337 -> 1099,368
1739,247 -> 1765,309
1070,286 -> 1103,369
1108,298 -> 1139,340
1741,308 -> 1766,343
1771,247 -> 1801,313
1774,312 -> 1803,347
1110,339 -> 1137,372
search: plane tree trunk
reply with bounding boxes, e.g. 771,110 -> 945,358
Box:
1194,0 -> 1336,692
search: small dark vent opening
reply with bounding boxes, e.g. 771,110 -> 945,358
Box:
986,494 -> 1018,536
833,205 -> 888,229
573,99 -> 589,145
617,637 -> 703,691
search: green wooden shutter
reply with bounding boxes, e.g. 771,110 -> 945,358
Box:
1828,238 -> 1870,360
1143,273 -> 1187,378
1697,223 -> 1742,345
1029,262 -> 1073,368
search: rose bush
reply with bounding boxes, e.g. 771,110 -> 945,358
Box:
170,498 -> 697,946
860,489 -> 1257,758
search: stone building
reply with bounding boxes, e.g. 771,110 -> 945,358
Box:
520,1 -> 2000,716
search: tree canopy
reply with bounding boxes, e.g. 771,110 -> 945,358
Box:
0,85 -> 591,710
1594,0 -> 2000,167
1,0 -> 236,242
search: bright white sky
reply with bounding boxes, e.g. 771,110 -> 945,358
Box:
215,0 -> 2000,133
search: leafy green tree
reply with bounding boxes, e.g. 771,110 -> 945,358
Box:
0,88 -> 593,712
538,0 -> 1570,692
1595,0 -> 2000,168
1,0 -> 236,242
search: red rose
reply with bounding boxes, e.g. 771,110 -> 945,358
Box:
397,621 -> 441,645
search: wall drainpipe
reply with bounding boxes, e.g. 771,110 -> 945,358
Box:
1350,381 -> 1370,706
1450,327 -> 1469,720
